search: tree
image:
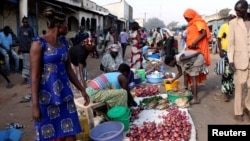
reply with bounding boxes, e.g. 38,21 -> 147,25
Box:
218,8 -> 231,17
144,17 -> 166,30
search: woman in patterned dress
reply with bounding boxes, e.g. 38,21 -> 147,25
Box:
86,63 -> 137,107
30,7 -> 90,141
130,22 -> 143,69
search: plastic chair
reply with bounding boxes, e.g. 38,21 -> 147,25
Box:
74,97 -> 108,129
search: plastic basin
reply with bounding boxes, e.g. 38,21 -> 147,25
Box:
90,121 -> 124,141
166,90 -> 192,102
164,80 -> 179,91
146,74 -> 163,83
107,106 -> 131,131
149,53 -> 160,59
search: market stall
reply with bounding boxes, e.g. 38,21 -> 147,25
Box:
123,94 -> 196,141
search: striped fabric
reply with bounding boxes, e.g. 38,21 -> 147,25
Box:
88,74 -> 108,90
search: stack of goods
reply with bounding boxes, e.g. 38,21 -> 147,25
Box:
139,96 -> 169,110
145,61 -> 163,74
134,84 -> 159,97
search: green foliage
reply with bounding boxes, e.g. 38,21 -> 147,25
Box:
144,17 -> 166,30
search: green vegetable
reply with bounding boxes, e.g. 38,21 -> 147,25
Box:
139,96 -> 163,106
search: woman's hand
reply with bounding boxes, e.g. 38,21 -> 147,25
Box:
81,90 -> 90,106
32,105 -> 41,122
219,50 -> 225,58
188,42 -> 198,49
229,62 -> 236,72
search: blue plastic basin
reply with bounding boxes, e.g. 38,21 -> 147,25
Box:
90,121 -> 124,141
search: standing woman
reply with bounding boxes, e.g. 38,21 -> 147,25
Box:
183,8 -> 211,84
30,7 -> 90,141
130,22 -> 142,69
69,37 -> 95,98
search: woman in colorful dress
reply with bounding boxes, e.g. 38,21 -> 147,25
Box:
183,8 -> 211,84
86,63 -> 137,107
30,7 -> 90,141
130,22 -> 143,69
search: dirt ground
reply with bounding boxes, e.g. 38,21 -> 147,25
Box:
0,39 -> 250,141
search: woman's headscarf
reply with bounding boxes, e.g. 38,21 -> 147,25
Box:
183,8 -> 211,40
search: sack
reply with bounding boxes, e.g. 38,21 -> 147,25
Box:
214,57 -> 225,75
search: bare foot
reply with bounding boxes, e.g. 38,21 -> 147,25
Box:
190,99 -> 200,105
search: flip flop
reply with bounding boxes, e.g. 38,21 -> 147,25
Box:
20,95 -> 31,103
6,122 -> 25,129
190,99 -> 200,105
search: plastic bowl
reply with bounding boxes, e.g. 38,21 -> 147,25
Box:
149,53 -> 160,59
166,90 -> 192,102
147,74 -> 163,83
90,121 -> 124,141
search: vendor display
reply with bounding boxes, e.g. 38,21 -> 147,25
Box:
139,96 -> 169,110
146,71 -> 164,83
126,107 -> 192,141
134,84 -> 159,97
145,60 -> 163,74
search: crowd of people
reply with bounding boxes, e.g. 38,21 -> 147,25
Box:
1,0 -> 250,140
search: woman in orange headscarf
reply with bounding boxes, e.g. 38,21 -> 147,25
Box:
183,8 -> 211,85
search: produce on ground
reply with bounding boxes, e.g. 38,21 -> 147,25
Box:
168,88 -> 192,96
134,85 -> 159,97
130,107 -> 144,122
139,96 -> 170,110
127,107 -> 192,141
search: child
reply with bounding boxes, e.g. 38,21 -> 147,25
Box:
0,66 -> 14,88
164,50 -> 208,104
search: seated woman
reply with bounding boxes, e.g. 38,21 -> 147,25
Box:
164,50 -> 208,104
100,44 -> 123,72
86,63 -> 137,107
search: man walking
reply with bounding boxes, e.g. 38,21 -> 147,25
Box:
228,0 -> 250,122
18,16 -> 34,84
74,26 -> 89,46
119,29 -> 129,58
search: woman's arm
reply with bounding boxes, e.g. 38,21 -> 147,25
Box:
179,52 -> 202,61
189,29 -> 206,49
78,63 -> 86,87
169,64 -> 183,83
66,56 -> 90,106
30,41 -> 42,122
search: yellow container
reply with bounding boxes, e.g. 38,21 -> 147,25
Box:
76,114 -> 90,141
164,80 -> 179,91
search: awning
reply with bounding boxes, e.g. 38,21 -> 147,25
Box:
87,9 -> 109,16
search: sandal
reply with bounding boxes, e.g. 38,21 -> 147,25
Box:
190,99 -> 200,105
6,83 -> 14,89
20,94 -> 31,103
6,122 -> 25,129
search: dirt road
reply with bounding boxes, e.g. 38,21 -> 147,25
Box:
0,44 -> 249,141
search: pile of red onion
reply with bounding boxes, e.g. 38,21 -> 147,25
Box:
127,107 -> 192,141
130,107 -> 144,122
134,85 -> 159,97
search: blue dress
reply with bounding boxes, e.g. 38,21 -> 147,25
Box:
32,36 -> 81,141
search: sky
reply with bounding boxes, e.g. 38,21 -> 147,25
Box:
91,0 -> 238,25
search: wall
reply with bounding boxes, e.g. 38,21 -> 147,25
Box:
103,2 -> 124,20
1,4 -> 18,35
